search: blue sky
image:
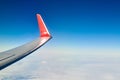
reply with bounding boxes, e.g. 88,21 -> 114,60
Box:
0,0 -> 120,51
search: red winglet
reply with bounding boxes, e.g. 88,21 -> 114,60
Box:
37,14 -> 50,37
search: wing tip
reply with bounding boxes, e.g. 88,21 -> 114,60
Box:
36,14 -> 51,38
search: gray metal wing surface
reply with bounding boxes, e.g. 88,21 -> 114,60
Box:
0,14 -> 52,70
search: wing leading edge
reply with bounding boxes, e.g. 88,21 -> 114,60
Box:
0,14 -> 52,70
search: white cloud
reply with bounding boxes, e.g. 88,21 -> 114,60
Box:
0,51 -> 120,80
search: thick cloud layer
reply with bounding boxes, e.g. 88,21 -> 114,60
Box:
0,49 -> 120,80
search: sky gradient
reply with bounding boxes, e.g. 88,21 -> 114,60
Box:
0,0 -> 120,50
0,0 -> 120,80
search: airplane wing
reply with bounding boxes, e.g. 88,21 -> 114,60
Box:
0,14 -> 52,70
